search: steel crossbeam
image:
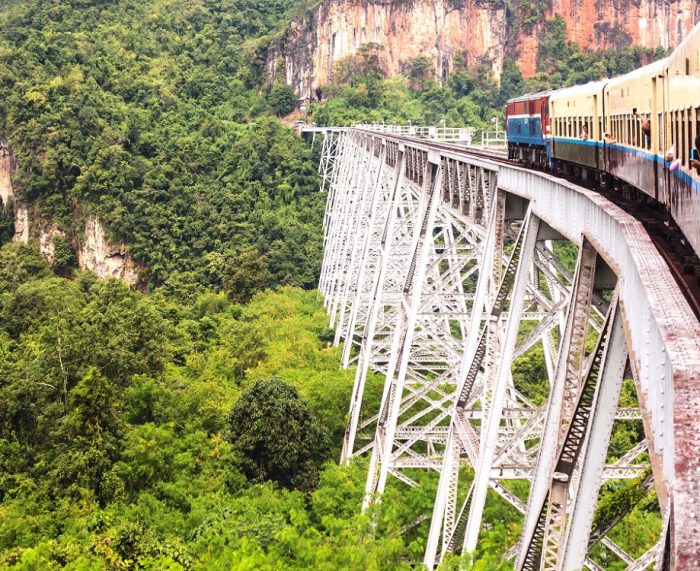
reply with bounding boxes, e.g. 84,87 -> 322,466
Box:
317,128 -> 700,571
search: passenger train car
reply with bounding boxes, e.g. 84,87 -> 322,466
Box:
505,22 -> 700,256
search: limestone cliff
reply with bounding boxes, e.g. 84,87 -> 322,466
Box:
12,208 -> 140,285
1,144 -> 141,285
0,141 -> 14,208
269,0 -> 700,98
77,217 -> 141,285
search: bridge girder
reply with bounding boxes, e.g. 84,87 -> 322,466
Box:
316,128 -> 700,570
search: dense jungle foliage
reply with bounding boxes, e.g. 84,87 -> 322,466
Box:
0,0 -> 323,292
0,0 -> 662,568
0,245 -> 532,569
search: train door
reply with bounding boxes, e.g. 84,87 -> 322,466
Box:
661,68 -> 671,209
543,99 -> 553,162
652,76 -> 659,201
593,93 -> 601,170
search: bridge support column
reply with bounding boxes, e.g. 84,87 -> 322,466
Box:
342,145 -> 406,461
463,208 -> 541,552
363,158 -> 444,504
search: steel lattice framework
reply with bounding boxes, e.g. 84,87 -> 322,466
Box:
314,127 -> 700,570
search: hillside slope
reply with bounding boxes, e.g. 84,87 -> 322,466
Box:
0,0 -> 322,292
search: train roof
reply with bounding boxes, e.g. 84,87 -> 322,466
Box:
605,57 -> 668,88
549,79 -> 607,101
506,90 -> 553,104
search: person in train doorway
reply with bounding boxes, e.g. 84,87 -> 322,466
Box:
691,135 -> 700,175
580,124 -> 589,141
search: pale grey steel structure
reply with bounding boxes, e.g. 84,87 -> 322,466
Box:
313,126 -> 700,570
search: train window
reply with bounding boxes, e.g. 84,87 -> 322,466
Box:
687,108 -> 695,167
621,115 -> 625,144
658,113 -> 663,153
618,116 -> 622,142
629,114 -> 634,146
686,58 -> 691,76
619,116 -> 623,142
646,114 -> 651,150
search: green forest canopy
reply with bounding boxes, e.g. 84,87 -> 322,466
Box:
0,0 -> 323,292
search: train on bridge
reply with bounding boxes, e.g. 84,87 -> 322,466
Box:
505,22 -> 700,259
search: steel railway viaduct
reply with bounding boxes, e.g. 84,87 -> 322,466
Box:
307,125 -> 700,570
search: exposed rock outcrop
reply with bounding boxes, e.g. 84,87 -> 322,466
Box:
37,223 -> 65,266
12,204 -> 65,266
12,203 -> 29,243
270,0 -> 700,97
12,204 -> 140,285
0,141 -> 14,208
2,141 -> 142,285
77,217 -> 140,285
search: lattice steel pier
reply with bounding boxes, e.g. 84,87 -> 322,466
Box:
313,126 -> 700,571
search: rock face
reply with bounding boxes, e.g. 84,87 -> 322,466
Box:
12,203 -> 29,243
77,217 -> 140,285
269,0 -> 700,98
0,142 -> 14,208
1,142 -> 141,285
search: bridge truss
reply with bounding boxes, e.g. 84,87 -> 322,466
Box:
316,128 -> 700,570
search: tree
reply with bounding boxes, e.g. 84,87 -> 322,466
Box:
498,58 -> 525,104
408,56 -> 434,92
223,250 -> 272,304
225,378 -> 331,491
268,83 -> 296,116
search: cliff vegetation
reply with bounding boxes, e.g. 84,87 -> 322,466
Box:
311,18 -> 667,128
0,0 -> 322,292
